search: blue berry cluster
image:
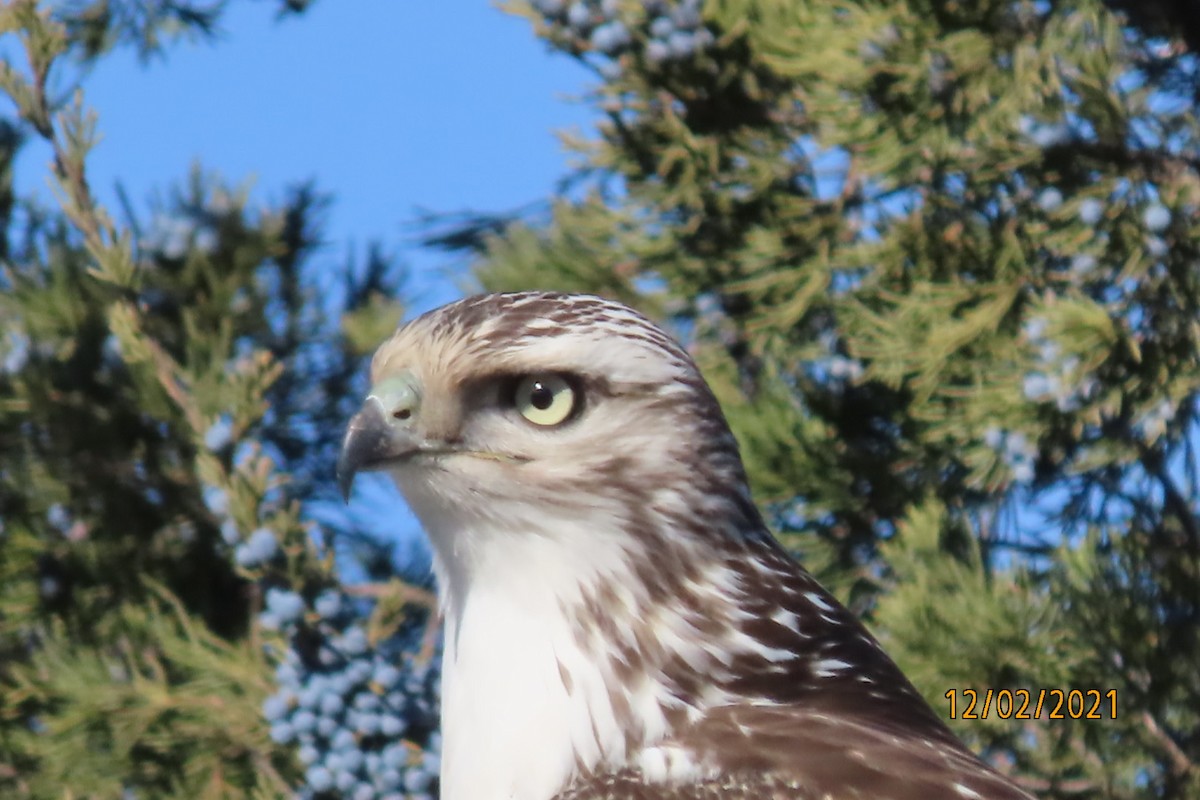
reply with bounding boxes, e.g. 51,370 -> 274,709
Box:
1036,187 -> 1063,213
1134,398 -> 1176,443
824,354 -> 864,383
1020,317 -> 1097,413
532,0 -> 715,70
1141,202 -> 1171,260
1077,197 -> 1104,226
202,484 -> 248,554
236,527 -> 281,568
983,427 -> 1039,484
1142,203 -> 1171,232
204,415 -> 235,452
533,0 -> 630,53
858,24 -> 900,63
643,0 -> 713,65
1061,197 -> 1116,288
260,587 -> 441,800
1068,253 -> 1098,282
1063,194 -> 1172,280
808,331 -> 865,385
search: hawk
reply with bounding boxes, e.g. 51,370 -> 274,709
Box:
337,291 -> 1035,800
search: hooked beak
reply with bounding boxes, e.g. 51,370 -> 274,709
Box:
337,372 -> 527,501
337,374 -> 426,502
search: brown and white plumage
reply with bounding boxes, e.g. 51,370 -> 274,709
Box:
337,291 -> 1034,800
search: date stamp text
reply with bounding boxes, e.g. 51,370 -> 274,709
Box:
944,689 -> 1117,720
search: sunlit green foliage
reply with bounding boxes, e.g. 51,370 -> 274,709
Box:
1,0 -> 1197,798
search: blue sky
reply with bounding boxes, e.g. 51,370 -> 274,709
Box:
14,0 -> 595,310
9,0 -> 596,565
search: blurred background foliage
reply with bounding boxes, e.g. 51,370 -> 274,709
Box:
0,0 -> 1197,798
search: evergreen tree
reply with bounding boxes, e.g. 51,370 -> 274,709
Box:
0,3 -> 437,798
1,0 -> 1198,799
436,1 -> 1199,797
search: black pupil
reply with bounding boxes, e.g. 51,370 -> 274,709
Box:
530,382 -> 555,410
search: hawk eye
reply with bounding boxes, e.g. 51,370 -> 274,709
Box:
513,375 -> 577,427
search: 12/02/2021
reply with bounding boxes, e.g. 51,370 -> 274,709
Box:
944,689 -> 1117,720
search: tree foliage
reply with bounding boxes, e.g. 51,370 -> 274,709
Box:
0,3 -> 422,798
447,0 -> 1199,796
1,0 -> 1198,798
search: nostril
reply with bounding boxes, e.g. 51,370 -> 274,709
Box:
393,408 -> 412,421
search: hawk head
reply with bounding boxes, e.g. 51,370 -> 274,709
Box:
338,292 -> 1033,800
337,292 -> 759,608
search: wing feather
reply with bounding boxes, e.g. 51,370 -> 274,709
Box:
556,705 -> 1034,800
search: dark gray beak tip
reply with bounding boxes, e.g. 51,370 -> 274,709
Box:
337,399 -> 403,504
336,421 -> 372,504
